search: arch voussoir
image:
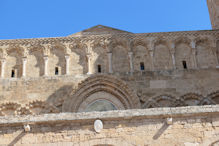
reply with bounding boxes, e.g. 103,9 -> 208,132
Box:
63,75 -> 140,112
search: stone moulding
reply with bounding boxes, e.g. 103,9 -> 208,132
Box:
0,29 -> 218,46
62,74 -> 141,112
0,105 -> 219,127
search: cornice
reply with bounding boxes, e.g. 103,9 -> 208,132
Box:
0,29 -> 218,46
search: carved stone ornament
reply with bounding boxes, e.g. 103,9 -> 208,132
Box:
94,119 -> 103,133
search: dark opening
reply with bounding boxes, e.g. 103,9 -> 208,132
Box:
11,70 -> 15,78
140,62 -> 145,71
182,61 -> 187,69
55,67 -> 59,75
98,65 -> 101,73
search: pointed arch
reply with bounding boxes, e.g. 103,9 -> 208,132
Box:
6,45 -> 25,78
28,45 -> 45,77
131,39 -> 151,71
69,40 -> 88,74
62,75 -> 141,112
92,40 -> 108,74
195,37 -> 217,68
174,37 -> 193,69
49,43 -> 66,75
111,38 -> 129,73
153,39 -> 173,70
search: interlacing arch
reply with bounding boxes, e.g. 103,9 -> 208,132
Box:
143,94 -> 178,108
180,93 -> 204,106
153,38 -> 169,48
27,100 -> 59,115
174,37 -> 191,46
0,102 -> 21,116
62,75 -> 141,112
110,38 -> 129,50
130,39 -> 148,50
207,90 -> 219,104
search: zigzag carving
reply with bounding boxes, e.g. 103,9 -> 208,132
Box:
0,90 -> 218,116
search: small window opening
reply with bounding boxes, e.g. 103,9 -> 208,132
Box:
98,65 -> 101,73
55,67 -> 59,75
182,61 -> 187,69
11,70 -> 15,78
140,62 -> 145,71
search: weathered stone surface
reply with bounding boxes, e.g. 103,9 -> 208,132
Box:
0,106 -> 218,145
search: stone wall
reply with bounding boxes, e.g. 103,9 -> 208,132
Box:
0,30 -> 218,78
0,69 -> 218,115
0,105 -> 219,146
0,28 -> 218,115
207,0 -> 219,29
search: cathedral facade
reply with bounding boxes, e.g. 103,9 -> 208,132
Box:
0,1 -> 219,145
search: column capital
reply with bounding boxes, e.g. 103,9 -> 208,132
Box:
171,43 -> 175,49
0,58 -> 6,63
128,52 -> 133,56
22,57 -> 27,62
149,50 -> 154,57
43,56 -> 49,60
86,53 -> 92,58
65,55 -> 70,60
190,40 -> 196,49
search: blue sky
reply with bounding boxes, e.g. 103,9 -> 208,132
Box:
0,0 -> 211,39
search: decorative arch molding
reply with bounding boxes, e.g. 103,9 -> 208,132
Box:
27,100 -> 59,115
110,38 -> 129,50
195,36 -> 213,46
174,37 -> 191,46
76,138 -> 135,146
153,38 -> 170,48
207,90 -> 219,104
0,102 -> 21,116
130,39 -> 148,50
180,93 -> 203,106
62,75 -> 141,112
143,94 -> 178,108
6,45 -> 25,57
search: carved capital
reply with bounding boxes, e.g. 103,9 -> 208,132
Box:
128,52 -> 133,56
65,55 -> 70,60
148,38 -> 155,51
190,40 -> 196,48
43,56 -> 49,61
42,44 -> 51,56
0,58 -> 6,63
22,57 -> 27,62
149,50 -> 154,57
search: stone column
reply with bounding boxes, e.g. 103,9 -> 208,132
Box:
43,56 -> 49,76
149,51 -> 154,71
107,52 -> 113,73
149,39 -> 155,71
22,57 -> 27,77
171,43 -> 176,69
128,52 -> 134,74
1,59 -> 6,78
65,55 -> 70,75
212,41 -> 219,67
87,54 -> 92,74
191,40 -> 197,68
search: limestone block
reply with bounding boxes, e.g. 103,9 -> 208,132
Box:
150,80 -> 166,88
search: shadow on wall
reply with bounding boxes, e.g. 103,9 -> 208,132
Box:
153,123 -> 170,140
8,131 -> 25,146
46,85 -> 74,112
